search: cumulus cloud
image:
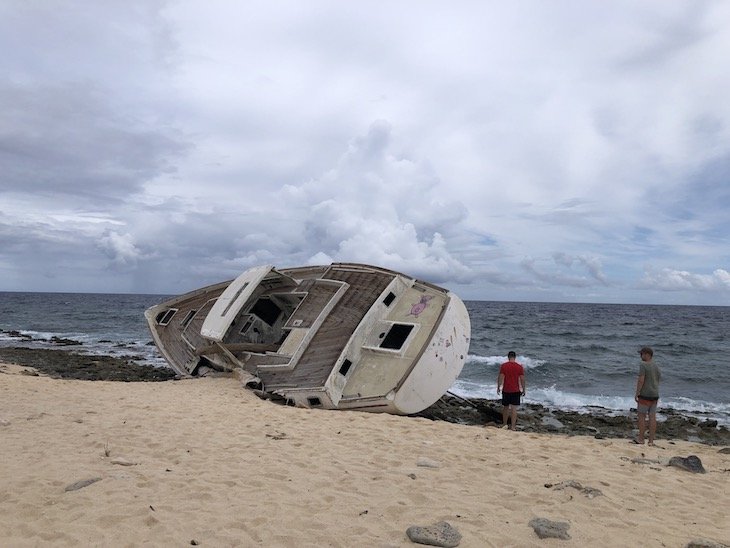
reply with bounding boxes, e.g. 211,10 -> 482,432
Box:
0,1 -> 729,304
97,231 -> 143,269
276,121 -> 474,283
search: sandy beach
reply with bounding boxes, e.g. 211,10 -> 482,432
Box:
1,362 -> 728,548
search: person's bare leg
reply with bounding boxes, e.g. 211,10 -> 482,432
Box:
510,406 -> 518,430
502,406 -> 509,426
648,412 -> 657,445
636,412 -> 646,443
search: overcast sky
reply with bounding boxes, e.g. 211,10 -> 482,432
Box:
1,1 -> 729,305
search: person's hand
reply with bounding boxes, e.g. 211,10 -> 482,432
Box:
521,390 -> 525,396
497,387 -> 501,394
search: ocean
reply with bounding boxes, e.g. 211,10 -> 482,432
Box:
1,292 -> 728,425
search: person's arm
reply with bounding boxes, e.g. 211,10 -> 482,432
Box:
635,375 -> 645,402
519,374 -> 525,396
497,372 -> 504,394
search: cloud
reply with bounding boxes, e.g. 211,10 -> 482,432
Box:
521,254 -> 609,289
0,1 -> 729,304
0,82 -> 189,204
276,121 -> 474,283
97,231 -> 143,268
639,268 -> 730,292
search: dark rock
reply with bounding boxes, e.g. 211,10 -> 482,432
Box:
414,394 -> 730,446
3,330 -> 33,340
529,517 -> 571,540
685,539 -> 729,548
0,347 -> 176,382
49,336 -> 83,346
718,447 -> 730,454
406,521 -> 461,547
668,455 -> 706,473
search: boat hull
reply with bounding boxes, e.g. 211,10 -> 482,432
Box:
145,263 -> 471,414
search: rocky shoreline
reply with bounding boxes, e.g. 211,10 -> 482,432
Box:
1,344 -> 728,446
415,393 -> 730,446
0,346 -> 176,382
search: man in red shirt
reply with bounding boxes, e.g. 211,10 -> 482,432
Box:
497,351 -> 526,430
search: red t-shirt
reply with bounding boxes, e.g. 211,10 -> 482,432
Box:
499,361 -> 524,393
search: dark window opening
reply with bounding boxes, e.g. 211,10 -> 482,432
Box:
307,397 -> 322,407
383,292 -> 396,306
239,318 -> 253,334
380,324 -> 414,350
250,298 -> 282,326
339,359 -> 352,376
181,310 -> 197,328
156,309 -> 177,326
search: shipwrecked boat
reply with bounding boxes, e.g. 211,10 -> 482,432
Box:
145,263 -> 470,414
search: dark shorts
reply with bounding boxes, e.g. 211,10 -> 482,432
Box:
502,391 -> 521,406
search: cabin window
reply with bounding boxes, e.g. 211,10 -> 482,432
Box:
239,318 -> 253,334
307,397 -> 322,407
156,308 -> 177,326
382,292 -> 396,306
181,309 -> 197,328
339,359 -> 352,376
379,324 -> 414,350
251,297 -> 282,326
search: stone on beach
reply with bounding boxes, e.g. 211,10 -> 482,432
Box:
685,539 -> 730,548
529,517 -> 571,540
416,457 -> 441,468
406,521 -> 461,547
110,457 -> 137,466
668,455 -> 706,473
64,477 -> 102,492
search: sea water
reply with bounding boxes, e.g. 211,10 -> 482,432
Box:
1,292 -> 728,424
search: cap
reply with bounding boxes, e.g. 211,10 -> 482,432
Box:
638,346 -> 653,356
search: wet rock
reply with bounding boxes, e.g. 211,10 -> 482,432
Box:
529,517 -> 571,540
415,394 -> 730,446
668,455 -> 706,473
406,521 -> 461,547
49,336 -> 83,346
0,347 -> 176,382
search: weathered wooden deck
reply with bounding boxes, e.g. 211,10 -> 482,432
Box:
255,266 -> 394,391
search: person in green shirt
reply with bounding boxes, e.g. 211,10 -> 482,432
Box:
633,346 -> 661,446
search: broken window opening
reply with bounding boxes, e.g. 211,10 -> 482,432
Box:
379,324 -> 414,350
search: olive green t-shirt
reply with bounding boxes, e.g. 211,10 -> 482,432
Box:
638,361 -> 661,398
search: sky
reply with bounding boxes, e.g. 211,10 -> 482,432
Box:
1,1 -> 729,305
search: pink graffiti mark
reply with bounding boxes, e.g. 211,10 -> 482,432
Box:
409,295 -> 433,317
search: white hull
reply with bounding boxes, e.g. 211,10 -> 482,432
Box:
145,263 -> 471,414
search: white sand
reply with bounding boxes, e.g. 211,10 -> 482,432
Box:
1,362 -> 728,547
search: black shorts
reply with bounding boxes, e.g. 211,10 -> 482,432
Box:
502,392 -> 521,406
